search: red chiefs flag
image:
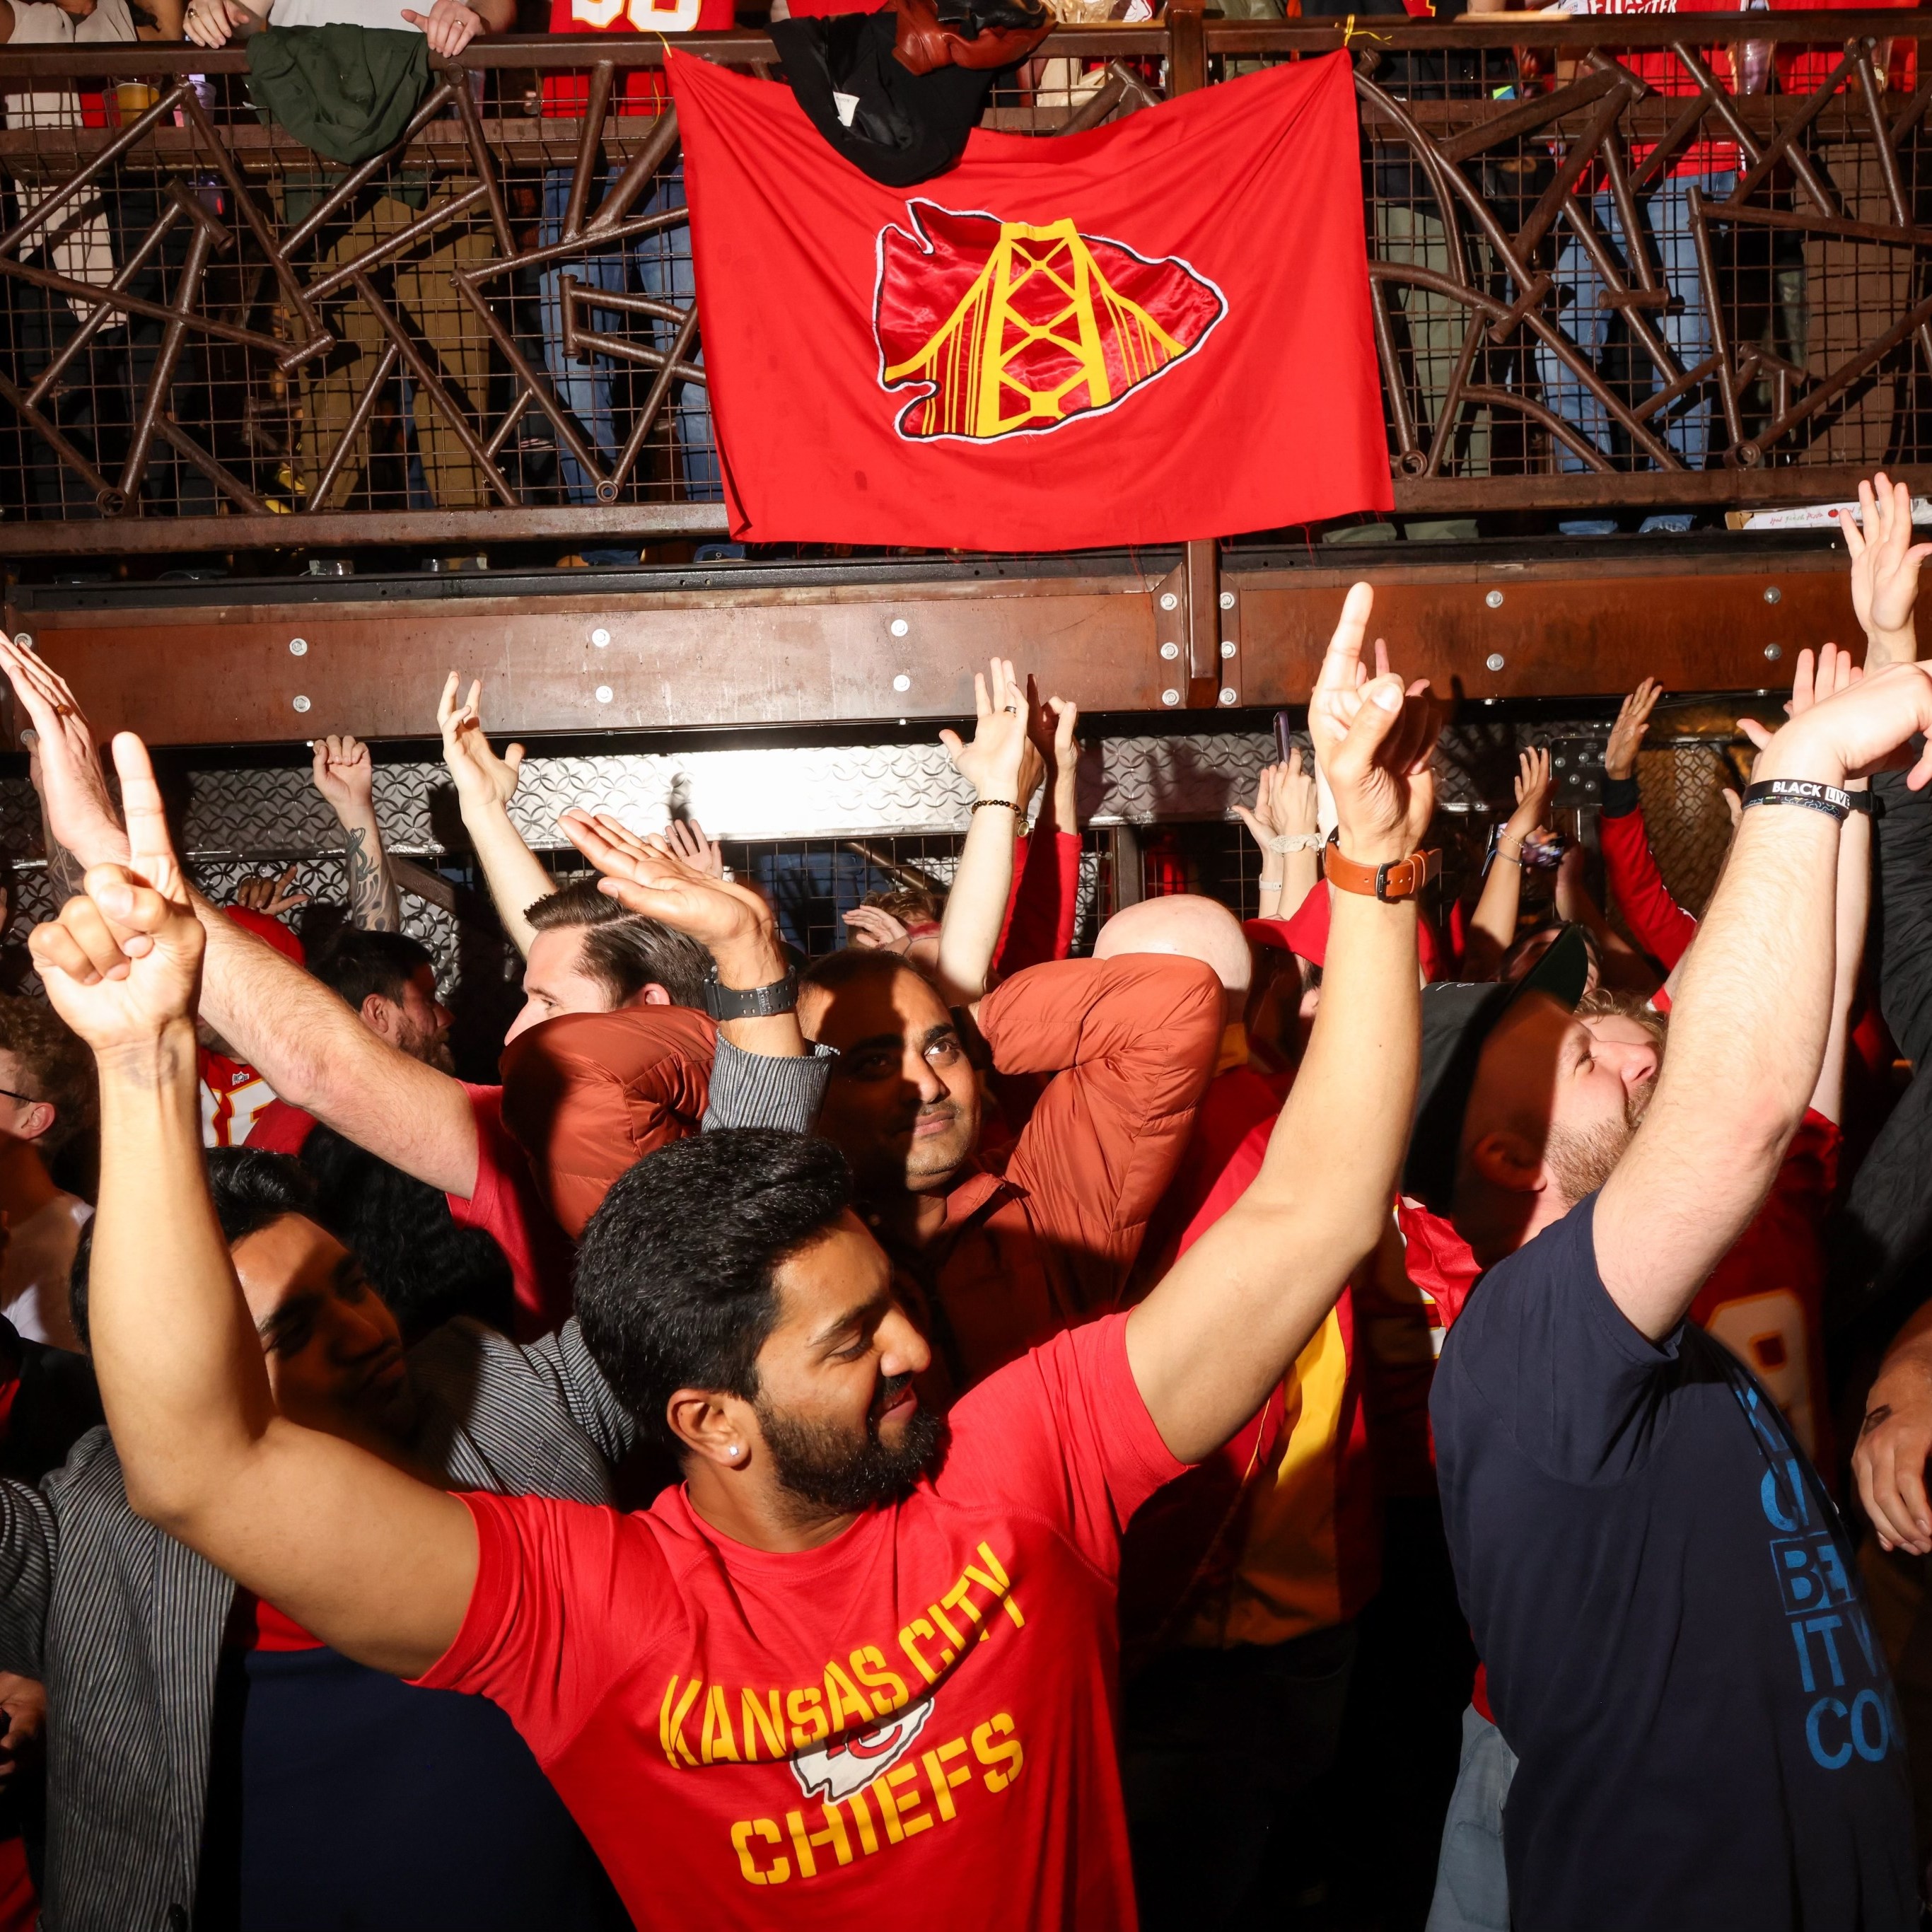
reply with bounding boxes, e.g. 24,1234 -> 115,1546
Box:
669,48 -> 1390,550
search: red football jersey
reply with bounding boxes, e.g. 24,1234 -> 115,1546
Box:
543,0 -> 735,114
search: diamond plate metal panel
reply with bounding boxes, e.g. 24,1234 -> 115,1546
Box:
0,721 -> 1711,1001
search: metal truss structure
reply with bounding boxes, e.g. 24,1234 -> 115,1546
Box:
0,11 -> 1923,561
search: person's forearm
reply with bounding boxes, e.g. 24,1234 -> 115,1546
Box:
1597,753 -> 1842,1337
710,922 -> 808,1061
1811,805 -> 1870,1126
96,1019 -> 475,1671
462,800 -> 549,959
1127,885 -> 1419,1462
1866,615 -> 1918,671
1460,841 -> 1523,982
192,887 -> 479,1194
1283,845 -> 1319,919
473,0 -> 513,28
33,786 -> 83,903
1256,843 -> 1318,924
1599,803 -> 1699,972
935,804 -> 1016,1005
994,828 -> 1080,977
340,810 -> 400,933
90,1021 -> 274,1527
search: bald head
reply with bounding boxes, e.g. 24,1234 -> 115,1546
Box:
1094,893 -> 1251,1003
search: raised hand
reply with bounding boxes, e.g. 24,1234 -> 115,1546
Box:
559,809 -> 777,972
231,865 -> 310,919
1605,678 -> 1663,781
312,734 -> 376,819
662,815 -> 726,881
1235,750 -> 1318,851
939,658 -> 1029,806
1856,1371 -> 1932,1554
438,673 -> 524,815
0,638 -> 129,869
1843,472 -> 1931,666
1308,583 -> 1438,862
842,904 -> 912,953
1765,657 -> 1932,789
1506,746 -> 1554,840
29,735 -> 204,1053
1022,677 -> 1081,825
1738,642 -> 1861,759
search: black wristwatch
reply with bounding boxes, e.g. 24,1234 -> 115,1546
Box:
701,964 -> 798,1022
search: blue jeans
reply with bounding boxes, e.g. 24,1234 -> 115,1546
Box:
1536,173 -> 1735,485
1424,1703 -> 1518,1932
537,165 -> 719,513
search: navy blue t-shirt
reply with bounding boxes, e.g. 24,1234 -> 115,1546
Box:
1431,1194 -> 1915,1932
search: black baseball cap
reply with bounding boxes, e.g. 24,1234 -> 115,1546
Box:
1401,924 -> 1594,1214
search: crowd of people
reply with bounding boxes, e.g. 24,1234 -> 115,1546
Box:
0,477 -> 1919,1932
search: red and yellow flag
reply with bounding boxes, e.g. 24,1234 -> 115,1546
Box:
671,47 -> 1390,550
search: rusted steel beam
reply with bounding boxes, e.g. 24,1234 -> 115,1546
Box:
8,549 -> 1854,750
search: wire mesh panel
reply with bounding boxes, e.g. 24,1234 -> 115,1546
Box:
1634,736 -> 1746,917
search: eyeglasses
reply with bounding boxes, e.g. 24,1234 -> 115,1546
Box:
0,1086 -> 37,1107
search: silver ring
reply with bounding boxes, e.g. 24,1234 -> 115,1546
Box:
1002,703 -> 1019,714
718,866 -> 735,883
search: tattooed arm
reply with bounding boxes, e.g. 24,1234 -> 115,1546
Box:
312,736 -> 400,933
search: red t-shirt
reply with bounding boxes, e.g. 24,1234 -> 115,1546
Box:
449,1085 -> 576,1341
417,1313 -> 1182,1928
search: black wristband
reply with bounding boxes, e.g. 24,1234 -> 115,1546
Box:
701,964 -> 798,1022
1742,777 -> 1854,822
1600,772 -> 1641,819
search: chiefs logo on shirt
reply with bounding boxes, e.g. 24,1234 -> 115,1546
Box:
791,1695 -> 935,1805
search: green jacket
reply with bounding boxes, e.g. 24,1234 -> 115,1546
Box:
248,23 -> 428,166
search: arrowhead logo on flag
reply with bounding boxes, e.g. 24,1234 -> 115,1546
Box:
873,203 -> 1227,443
670,48 -> 1390,551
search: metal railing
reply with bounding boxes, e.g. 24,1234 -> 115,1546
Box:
0,9 -> 1925,557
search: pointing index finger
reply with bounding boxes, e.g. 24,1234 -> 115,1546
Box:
1315,583 -> 1375,699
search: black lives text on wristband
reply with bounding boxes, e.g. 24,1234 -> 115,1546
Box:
1740,777 -> 1869,822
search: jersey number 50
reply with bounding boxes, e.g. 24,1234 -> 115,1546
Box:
570,0 -> 703,30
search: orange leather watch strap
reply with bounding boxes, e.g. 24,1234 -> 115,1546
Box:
1322,832 -> 1440,902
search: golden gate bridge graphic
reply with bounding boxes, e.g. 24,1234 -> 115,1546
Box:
873,202 -> 1226,444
